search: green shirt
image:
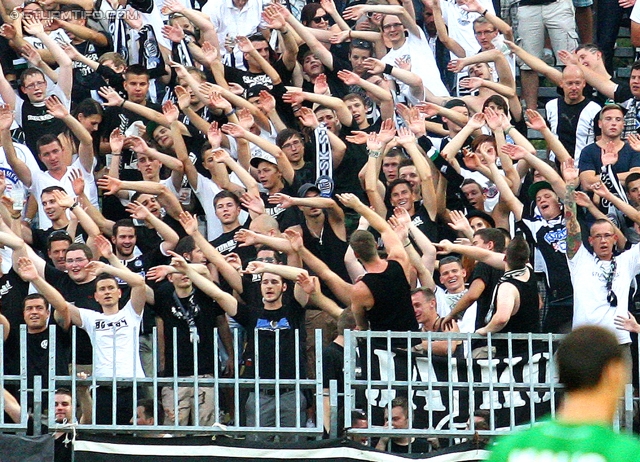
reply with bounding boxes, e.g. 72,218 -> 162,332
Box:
488,420 -> 640,461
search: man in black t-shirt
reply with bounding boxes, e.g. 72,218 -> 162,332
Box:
12,294 -> 71,411
99,65 -> 167,183
234,261 -> 310,442
209,190 -> 256,264
442,228 -> 506,350
153,271 -> 234,426
0,266 -> 33,381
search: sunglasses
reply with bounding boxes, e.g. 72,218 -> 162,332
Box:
312,14 -> 330,24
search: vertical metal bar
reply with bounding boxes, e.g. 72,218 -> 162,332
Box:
152,327 -> 159,426
343,329 -> 352,431
366,332 -> 373,431
329,379 -> 338,438
508,332 -> 515,429
111,325 -> 117,426
528,334 -> 535,425
427,331 -> 433,429
625,383 -> 634,433
275,329 -> 281,430
193,327 -> 200,427
294,328 -> 300,430
233,328 -> 240,428
213,327 -> 220,427
132,324 -> 138,429
548,334 -> 556,419
0,324 -> 4,425
33,376 -> 42,436
407,333 -> 413,434
172,327 -> 179,427
20,326 -> 28,427
487,332 -> 495,432
467,332 -> 475,439
48,324 -> 57,431
315,328 -> 323,438
253,327 -> 260,429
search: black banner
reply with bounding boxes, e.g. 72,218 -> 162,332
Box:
0,434 -> 54,462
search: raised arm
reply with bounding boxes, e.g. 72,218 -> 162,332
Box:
504,40 -> 562,86
171,251 -> 239,317
343,4 -> 421,38
16,256 -> 79,329
337,193 -> 409,267
435,239 -> 506,270
178,212 -> 243,293
86,261 -> 147,315
45,96 -> 94,173
0,104 -> 30,186
23,18 -> 73,99
284,228 -> 352,306
562,160 -> 582,259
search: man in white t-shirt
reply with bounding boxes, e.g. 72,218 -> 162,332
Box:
19,255 -> 147,425
0,101 -> 97,230
564,163 -> 640,345
344,3 -> 449,99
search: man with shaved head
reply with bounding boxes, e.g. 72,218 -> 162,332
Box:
545,65 -> 602,166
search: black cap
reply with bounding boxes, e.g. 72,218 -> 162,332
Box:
444,99 -> 468,110
466,209 -> 495,228
297,183 -> 321,197
528,181 -> 554,199
246,84 -> 270,100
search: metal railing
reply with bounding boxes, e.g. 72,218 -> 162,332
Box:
1,326 -> 636,446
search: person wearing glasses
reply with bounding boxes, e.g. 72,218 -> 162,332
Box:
564,159 -> 640,348
0,15 -> 73,162
342,3 -> 449,99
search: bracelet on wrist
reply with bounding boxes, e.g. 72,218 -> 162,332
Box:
111,152 -> 122,156
281,27 -> 289,35
119,99 -> 126,108
225,108 -> 236,117
383,63 -> 394,75
11,213 -> 20,220
403,241 -> 411,248
481,8 -> 488,15
368,149 -> 382,158
69,201 -> 79,210
504,125 -> 514,135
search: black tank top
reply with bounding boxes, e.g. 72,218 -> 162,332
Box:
493,267 -> 540,357
361,260 -> 419,346
301,218 -> 350,282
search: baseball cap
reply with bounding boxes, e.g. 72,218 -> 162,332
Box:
528,181 -> 554,199
297,183 -> 321,197
250,151 -> 278,168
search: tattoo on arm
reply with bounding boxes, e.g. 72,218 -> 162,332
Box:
565,184 -> 582,259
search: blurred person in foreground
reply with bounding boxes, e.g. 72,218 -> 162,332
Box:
488,325 -> 640,461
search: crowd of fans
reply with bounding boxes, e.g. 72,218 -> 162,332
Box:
1,0 -> 640,456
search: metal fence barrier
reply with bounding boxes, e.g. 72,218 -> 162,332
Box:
0,326 -> 636,449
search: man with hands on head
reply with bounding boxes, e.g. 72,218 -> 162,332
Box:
338,192 -> 419,344
169,251 -> 309,441
149,250 -> 234,426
